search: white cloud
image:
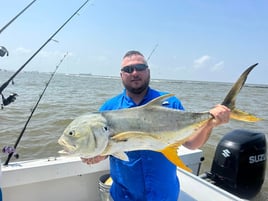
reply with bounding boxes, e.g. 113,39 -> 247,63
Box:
39,50 -> 70,58
15,47 -> 32,54
14,47 -> 71,59
96,55 -> 109,62
193,55 -> 211,69
211,61 -> 224,72
193,55 -> 224,73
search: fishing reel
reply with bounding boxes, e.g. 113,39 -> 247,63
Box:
1,93 -> 18,109
0,46 -> 9,57
2,146 -> 19,159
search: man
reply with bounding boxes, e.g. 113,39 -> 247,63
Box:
82,50 -> 230,201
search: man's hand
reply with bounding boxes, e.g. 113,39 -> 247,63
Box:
81,155 -> 108,165
209,104 -> 231,127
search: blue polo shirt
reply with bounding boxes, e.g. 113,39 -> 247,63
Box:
99,87 -> 184,201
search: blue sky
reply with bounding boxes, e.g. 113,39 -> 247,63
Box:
1,0 -> 267,84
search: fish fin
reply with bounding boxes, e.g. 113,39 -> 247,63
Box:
112,152 -> 129,161
142,93 -> 175,108
159,142 -> 192,172
231,108 -> 262,122
221,63 -> 257,109
111,131 -> 157,142
220,63 -> 262,122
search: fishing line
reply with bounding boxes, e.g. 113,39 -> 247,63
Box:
0,0 -> 90,107
3,52 -> 69,166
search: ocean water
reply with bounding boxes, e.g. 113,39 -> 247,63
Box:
0,71 -> 267,200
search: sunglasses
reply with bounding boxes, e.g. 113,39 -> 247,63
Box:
121,64 -> 148,73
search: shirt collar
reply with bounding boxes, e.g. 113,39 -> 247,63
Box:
122,87 -> 152,107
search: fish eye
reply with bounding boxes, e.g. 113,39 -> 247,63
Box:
68,130 -> 75,136
103,126 -> 109,132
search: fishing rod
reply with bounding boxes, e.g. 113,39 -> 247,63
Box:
147,43 -> 159,62
0,0 -> 37,34
0,0 -> 38,57
0,0 -> 89,107
3,52 -> 69,166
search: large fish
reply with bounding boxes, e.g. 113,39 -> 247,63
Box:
58,63 -> 261,171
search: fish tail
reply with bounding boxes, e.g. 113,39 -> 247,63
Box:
221,63 -> 261,122
230,109 -> 263,122
160,142 -> 192,172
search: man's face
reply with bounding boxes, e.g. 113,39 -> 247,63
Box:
120,54 -> 150,95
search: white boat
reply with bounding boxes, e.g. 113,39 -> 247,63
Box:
0,147 -> 249,201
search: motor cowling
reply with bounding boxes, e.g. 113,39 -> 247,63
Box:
209,129 -> 266,199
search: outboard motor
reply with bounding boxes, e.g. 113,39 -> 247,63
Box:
207,129 -> 266,199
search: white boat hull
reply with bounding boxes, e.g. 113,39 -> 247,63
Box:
1,148 -> 247,201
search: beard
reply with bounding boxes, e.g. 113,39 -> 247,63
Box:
123,76 -> 150,95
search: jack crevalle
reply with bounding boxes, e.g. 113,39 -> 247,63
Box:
58,64 -> 261,171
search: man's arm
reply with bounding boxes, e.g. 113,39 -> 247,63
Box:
183,104 -> 230,149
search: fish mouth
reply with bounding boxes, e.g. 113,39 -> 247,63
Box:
58,138 -> 77,154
